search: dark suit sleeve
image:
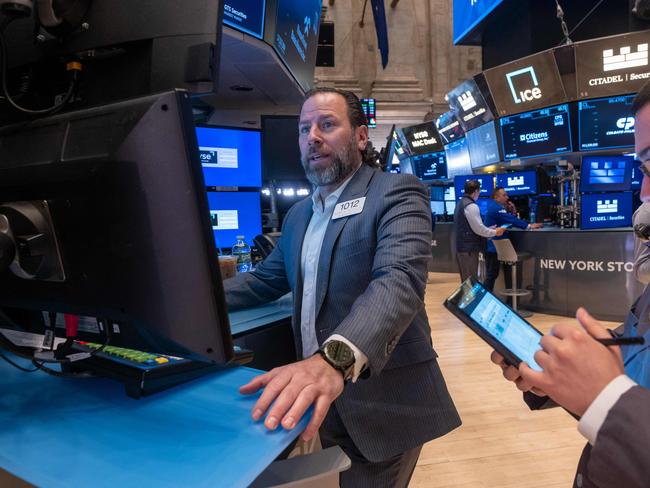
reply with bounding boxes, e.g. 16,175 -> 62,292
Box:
584,386 -> 650,488
494,209 -> 529,229
331,175 -> 431,375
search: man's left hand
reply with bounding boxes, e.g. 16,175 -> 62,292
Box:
519,307 -> 624,416
239,355 -> 345,441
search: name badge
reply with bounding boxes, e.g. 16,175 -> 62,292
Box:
332,197 -> 366,220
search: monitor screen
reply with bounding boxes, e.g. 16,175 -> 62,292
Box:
402,122 -> 444,156
411,151 -> 447,182
453,0 -> 505,45
392,129 -> 409,160
484,49 -> 567,116
223,0 -> 266,39
578,95 -> 636,151
0,91 -> 233,364
496,170 -> 537,196
207,191 -> 262,248
361,98 -> 377,128
436,111 -> 465,145
500,104 -> 572,160
446,200 -> 457,215
580,155 -> 633,193
261,116 -> 305,181
445,138 -> 472,178
431,201 -> 446,216
447,78 -> 495,131
196,126 -> 262,187
467,120 -> 501,168
580,192 -> 633,229
445,186 -> 456,201
632,159 -> 643,190
273,0 -> 322,91
454,174 -> 494,199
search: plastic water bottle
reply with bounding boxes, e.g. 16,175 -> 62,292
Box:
231,235 -> 252,273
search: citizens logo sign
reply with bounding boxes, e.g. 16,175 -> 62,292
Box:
506,66 -> 542,104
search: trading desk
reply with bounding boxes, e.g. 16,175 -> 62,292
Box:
0,357 -> 308,488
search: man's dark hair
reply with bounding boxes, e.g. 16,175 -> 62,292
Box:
493,186 -> 505,198
302,87 -> 379,168
632,80 -> 650,115
464,180 -> 481,195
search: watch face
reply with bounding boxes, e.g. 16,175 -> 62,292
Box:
326,341 -> 355,367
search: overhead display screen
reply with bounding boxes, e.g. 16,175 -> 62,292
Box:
445,138 -> 472,178
580,155 -> 633,193
484,49 -> 567,116
500,104 -> 572,160
223,0 -> 266,39
402,122 -> 444,156
453,0 -> 505,45
467,120 -> 501,168
580,191 -> 633,230
454,173 -> 494,199
196,126 -> 262,187
578,95 -> 636,151
411,151 -> 448,182
447,78 -> 494,131
575,30 -> 650,99
361,98 -> 377,128
496,170 -> 537,196
436,110 -> 465,145
207,191 -> 263,248
273,0 -> 322,91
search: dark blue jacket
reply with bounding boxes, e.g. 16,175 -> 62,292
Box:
454,196 -> 485,253
484,200 -> 529,253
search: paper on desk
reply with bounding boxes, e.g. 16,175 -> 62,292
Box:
0,328 -> 66,348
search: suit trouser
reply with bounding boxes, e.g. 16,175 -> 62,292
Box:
320,404 -> 422,488
456,251 -> 479,282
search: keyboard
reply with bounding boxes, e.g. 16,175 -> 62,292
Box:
75,341 -> 189,370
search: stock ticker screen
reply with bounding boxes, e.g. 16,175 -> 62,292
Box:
500,104 -> 572,160
578,95 -> 636,151
361,98 -> 377,128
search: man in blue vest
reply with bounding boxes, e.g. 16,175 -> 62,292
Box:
453,180 -> 505,282
483,186 -> 542,292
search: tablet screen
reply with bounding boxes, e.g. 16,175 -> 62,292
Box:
457,281 -> 543,371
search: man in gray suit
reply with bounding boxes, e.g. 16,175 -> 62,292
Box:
224,87 -> 461,487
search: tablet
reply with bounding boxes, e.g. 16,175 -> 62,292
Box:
444,277 -> 543,371
499,224 -> 512,229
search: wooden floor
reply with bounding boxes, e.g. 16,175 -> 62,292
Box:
409,272 -> 617,488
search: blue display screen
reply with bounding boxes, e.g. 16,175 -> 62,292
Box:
580,155 -> 633,193
580,192 -> 633,230
223,0 -> 266,39
273,0 -> 322,91
207,192 -> 262,248
500,104 -> 572,160
578,95 -> 636,151
196,127 -> 262,187
496,170 -> 537,196
467,120 -> 501,168
436,111 -> 465,145
411,151 -> 447,182
445,138 -> 472,178
632,163 -> 643,190
454,173 -> 494,198
453,0 -> 505,44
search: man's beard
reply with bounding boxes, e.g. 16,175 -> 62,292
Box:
301,136 -> 360,187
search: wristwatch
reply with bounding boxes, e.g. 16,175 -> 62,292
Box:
318,340 -> 356,381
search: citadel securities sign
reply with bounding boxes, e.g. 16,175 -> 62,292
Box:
576,30 -> 650,98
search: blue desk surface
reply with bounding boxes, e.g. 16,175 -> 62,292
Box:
0,358 -> 308,488
229,294 -> 292,337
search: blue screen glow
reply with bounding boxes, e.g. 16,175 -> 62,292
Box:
223,0 -> 266,39
207,192 -> 263,248
453,0 -> 505,45
580,192 -> 633,230
196,127 -> 262,188
454,174 -> 494,199
580,155 -> 633,193
496,170 -> 537,196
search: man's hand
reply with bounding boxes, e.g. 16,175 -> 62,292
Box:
239,354 -> 345,441
490,350 -> 546,396
495,227 -> 506,237
529,223 -> 543,229
519,307 -> 624,416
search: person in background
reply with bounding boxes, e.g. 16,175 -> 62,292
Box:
504,195 -> 518,217
483,187 -> 542,292
453,180 -> 505,282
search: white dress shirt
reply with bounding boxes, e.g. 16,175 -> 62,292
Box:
464,202 -> 497,238
578,374 -> 637,445
299,171 -> 368,381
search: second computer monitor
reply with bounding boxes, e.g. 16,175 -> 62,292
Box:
207,191 -> 262,249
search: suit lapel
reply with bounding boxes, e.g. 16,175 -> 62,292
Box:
313,165 -> 376,321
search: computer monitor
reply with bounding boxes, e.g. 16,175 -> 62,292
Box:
436,111 -> 465,145
444,138 -> 472,178
580,192 -> 633,230
430,201 -> 446,216
496,170 -> 538,196
196,126 -> 262,188
207,192 -> 263,248
410,152 -> 448,182
223,0 -> 267,39
454,174 -> 494,199
0,91 -> 233,365
580,155 -> 633,193
466,120 -> 501,168
402,122 -> 444,156
578,95 -> 636,151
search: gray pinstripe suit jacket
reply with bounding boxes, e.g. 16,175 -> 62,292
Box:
224,163 -> 461,462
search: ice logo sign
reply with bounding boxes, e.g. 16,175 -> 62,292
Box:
506,66 -> 542,104
458,91 -> 477,111
596,199 -> 618,214
507,176 -> 524,186
616,117 -> 635,131
603,44 -> 648,72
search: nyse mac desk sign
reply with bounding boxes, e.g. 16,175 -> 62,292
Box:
576,30 -> 650,98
